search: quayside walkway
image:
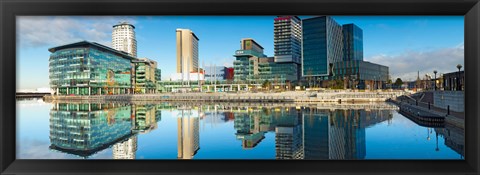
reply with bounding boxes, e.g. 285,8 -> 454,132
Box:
388,95 -> 464,129
44,91 -> 408,103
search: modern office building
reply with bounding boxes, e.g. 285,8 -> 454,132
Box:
234,38 -> 296,85
234,38 -> 266,82
258,58 -> 298,84
274,16 -> 302,64
155,68 -> 162,82
332,60 -> 389,89
49,41 -> 161,95
274,16 -> 302,82
204,65 -> 227,81
342,24 -> 363,61
301,16 -> 389,89
48,41 -> 135,95
176,29 -> 200,74
302,16 -> 344,79
112,22 -> 137,57
132,58 -> 158,94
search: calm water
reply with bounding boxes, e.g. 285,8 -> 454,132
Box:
16,98 -> 464,160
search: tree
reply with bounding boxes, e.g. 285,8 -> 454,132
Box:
262,79 -> 271,90
394,78 -> 403,87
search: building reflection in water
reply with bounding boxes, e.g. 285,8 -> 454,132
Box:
49,103 -> 161,159
302,108 -> 392,160
49,102 -> 401,160
221,104 -> 392,160
175,106 -> 200,159
113,136 -> 138,159
224,105 -> 393,160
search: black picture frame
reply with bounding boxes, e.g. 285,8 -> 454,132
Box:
1,0 -> 479,174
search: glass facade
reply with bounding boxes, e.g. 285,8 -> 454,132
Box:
234,38 -> 297,84
302,16 -> 343,77
49,103 -> 162,158
155,68 -> 162,82
49,41 -> 135,95
332,60 -> 389,89
233,56 -> 251,82
132,59 -> 157,94
343,24 -> 364,61
49,103 -> 134,157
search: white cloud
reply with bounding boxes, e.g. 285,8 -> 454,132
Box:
366,44 -> 464,81
17,16 -> 138,48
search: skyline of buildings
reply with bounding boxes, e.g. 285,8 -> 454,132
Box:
18,16 -> 464,90
45,16 -> 466,93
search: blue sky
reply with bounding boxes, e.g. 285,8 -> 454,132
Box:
16,16 -> 464,90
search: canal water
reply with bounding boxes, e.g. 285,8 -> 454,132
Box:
16,98 -> 464,160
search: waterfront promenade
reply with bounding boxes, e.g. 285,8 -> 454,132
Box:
44,90 -> 408,103
389,95 -> 464,129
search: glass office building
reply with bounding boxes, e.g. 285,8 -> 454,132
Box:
49,41 -> 135,95
274,16 -> 302,64
234,38 -> 296,85
233,38 -> 267,82
302,16 -> 343,78
301,16 -> 389,89
332,60 -> 389,89
274,16 -> 302,82
132,58 -> 158,94
342,24 -> 363,61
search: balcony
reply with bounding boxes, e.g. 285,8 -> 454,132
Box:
234,50 -> 264,58
233,60 -> 243,65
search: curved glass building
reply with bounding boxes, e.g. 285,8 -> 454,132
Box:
48,41 -> 136,95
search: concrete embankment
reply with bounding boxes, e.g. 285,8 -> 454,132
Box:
17,92 -> 50,98
388,96 -> 464,129
43,91 -> 407,103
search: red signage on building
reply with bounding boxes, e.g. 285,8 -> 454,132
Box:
274,16 -> 291,21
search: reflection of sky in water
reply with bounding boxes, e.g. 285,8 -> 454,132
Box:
16,99 -> 463,160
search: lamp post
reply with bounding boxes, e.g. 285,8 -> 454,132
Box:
456,64 -> 462,91
433,70 -> 437,91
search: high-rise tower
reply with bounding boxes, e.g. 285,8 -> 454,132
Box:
274,16 -> 302,81
112,22 -> 137,57
176,29 -> 200,74
342,23 -> 363,61
301,16 -> 343,79
274,16 -> 302,64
